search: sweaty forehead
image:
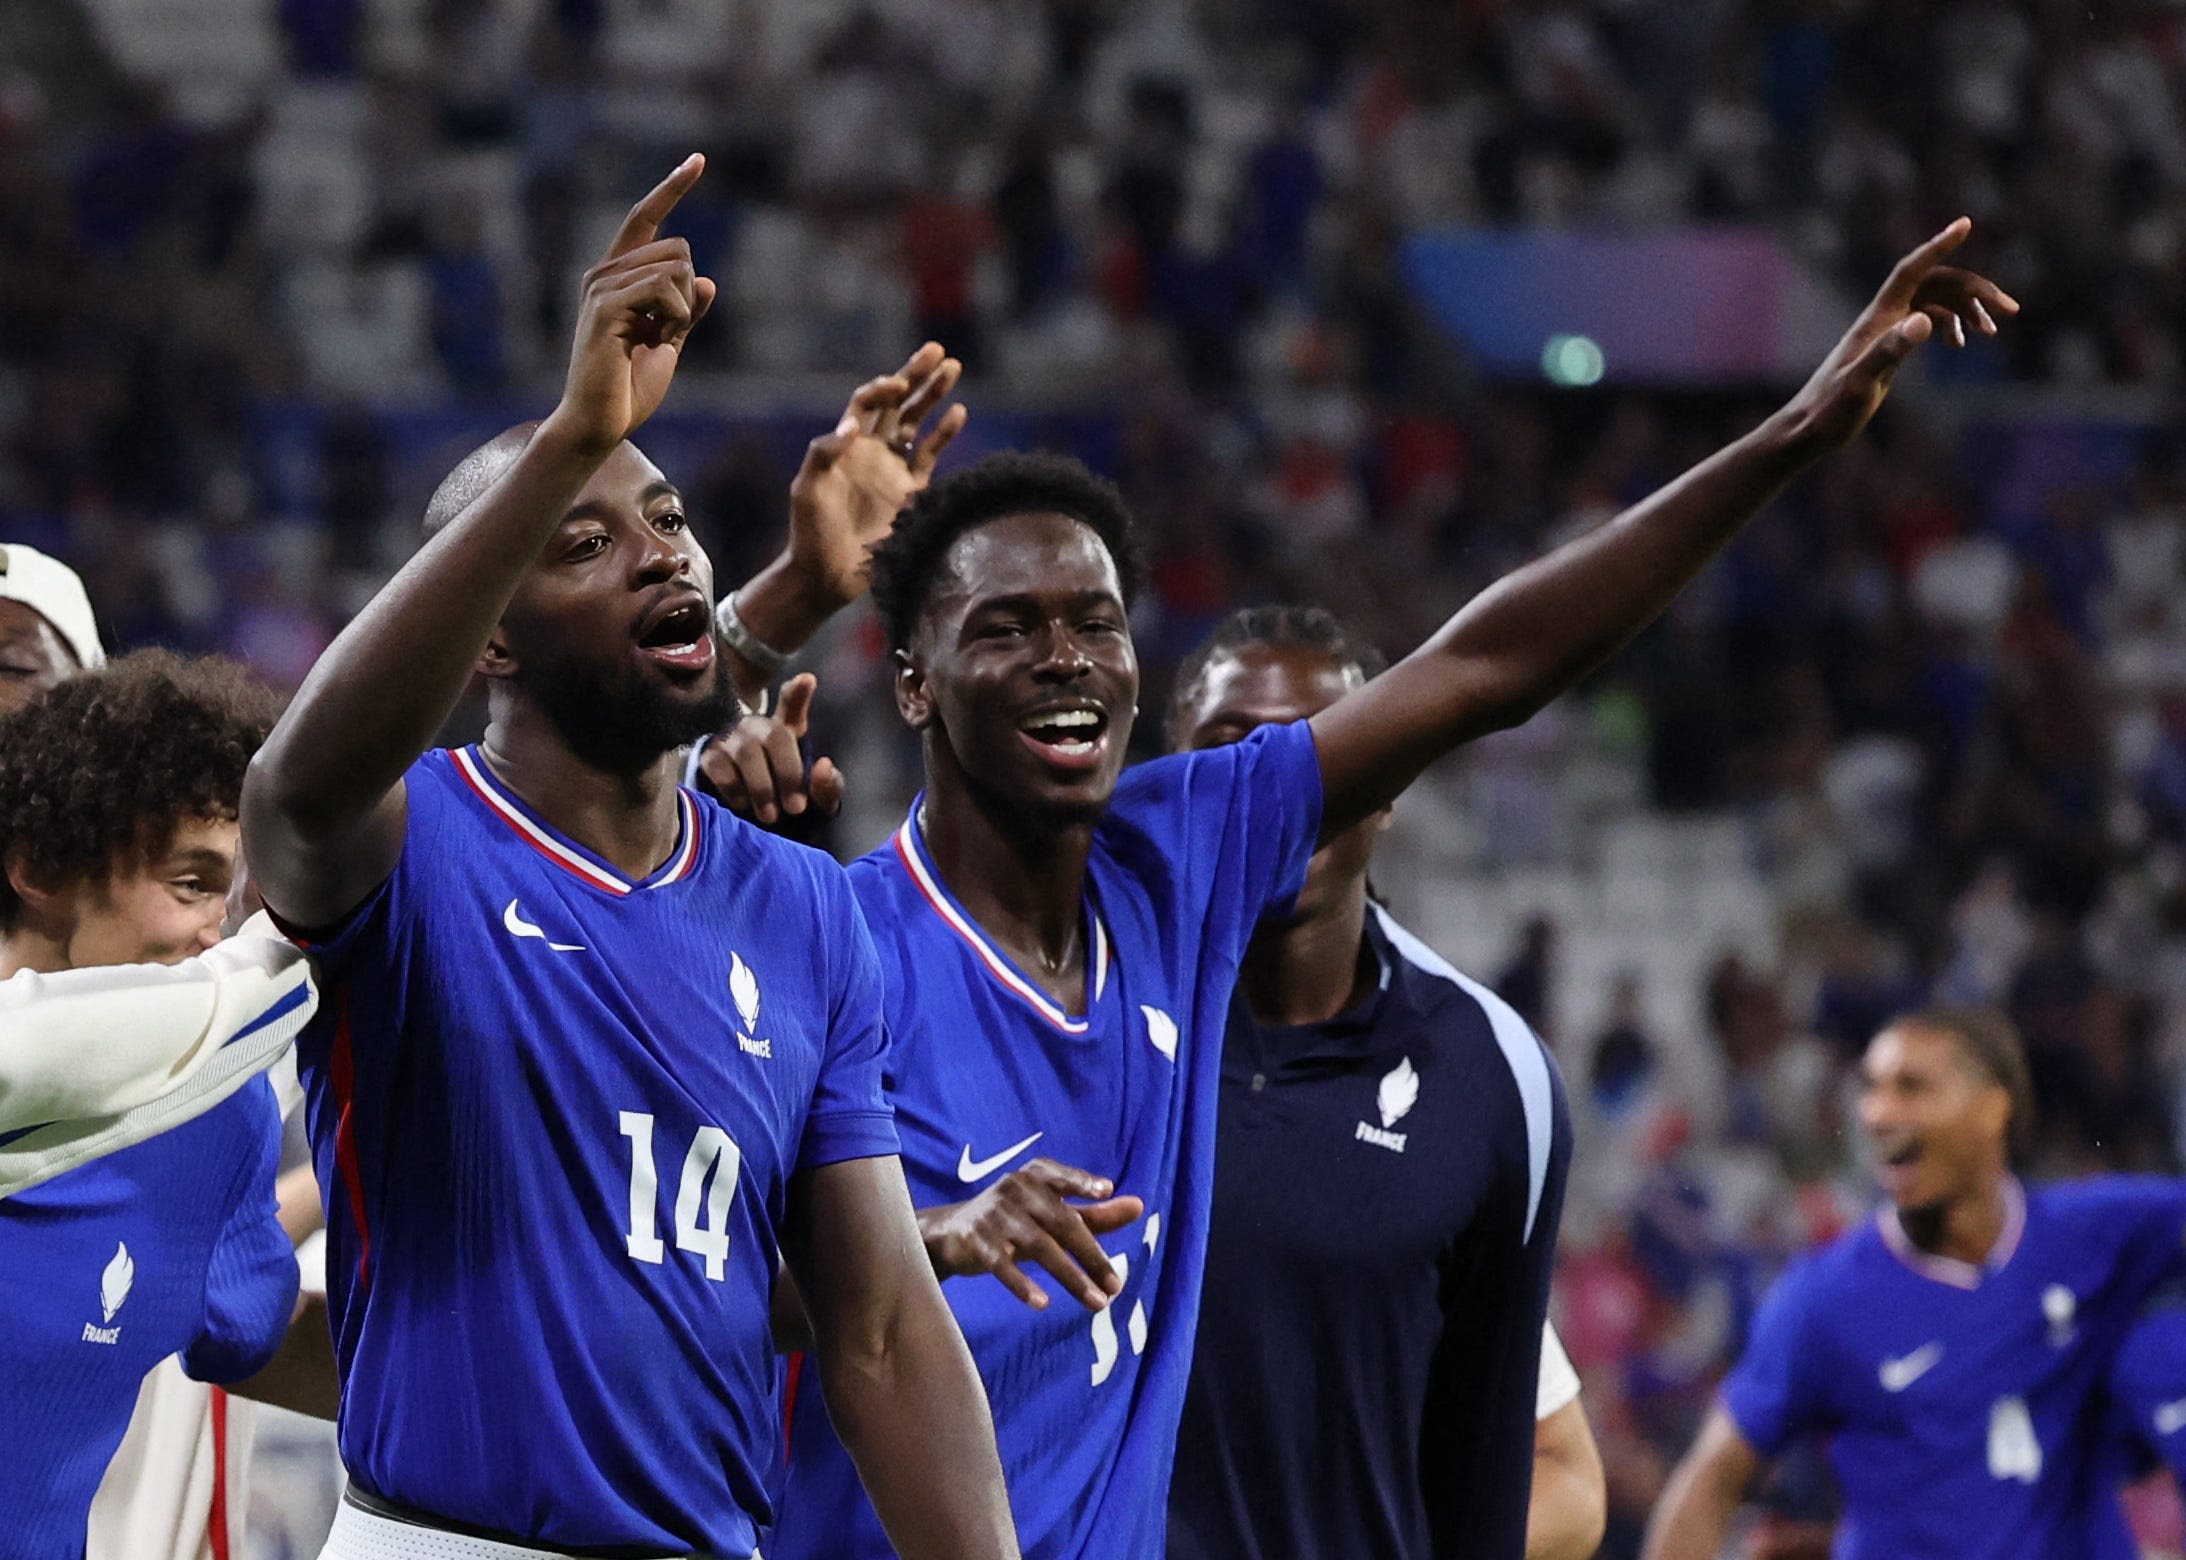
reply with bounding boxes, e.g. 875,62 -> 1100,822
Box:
562,442 -> 670,519
928,511 -> 1122,620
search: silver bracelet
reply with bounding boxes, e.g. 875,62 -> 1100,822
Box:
715,590 -> 790,679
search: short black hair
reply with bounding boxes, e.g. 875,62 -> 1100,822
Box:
1168,604 -> 1387,731
867,451 -> 1147,651
0,651 -> 281,928
1893,1005 -> 2036,1156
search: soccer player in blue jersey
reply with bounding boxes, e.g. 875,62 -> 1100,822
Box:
240,158 -> 1015,1559
0,651 -> 306,1558
1643,1008 -> 2186,1560
724,222 -> 2015,1560
1159,606 -> 1579,1560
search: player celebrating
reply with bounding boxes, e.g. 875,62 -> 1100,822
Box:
0,651 -> 302,1556
735,222 -> 2015,1559
1159,605 -> 1582,1560
240,158 -> 1013,1559
1643,1009 -> 2186,1560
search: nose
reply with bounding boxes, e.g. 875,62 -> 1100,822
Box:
631,524 -> 688,586
1031,622 -> 1094,682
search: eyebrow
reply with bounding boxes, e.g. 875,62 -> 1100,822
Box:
160,847 -> 234,877
557,481 -> 683,527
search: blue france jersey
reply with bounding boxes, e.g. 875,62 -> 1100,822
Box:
293,747 -> 897,1556
2109,1300 -> 2186,1481
0,1077 -> 293,1559
773,720 -> 1323,1560
1722,1176 -> 2186,1560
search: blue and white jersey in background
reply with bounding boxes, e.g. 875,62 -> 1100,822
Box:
291,746 -> 897,1557
1722,1175 -> 2186,1560
0,1077 -> 293,1559
771,720 -> 1324,1560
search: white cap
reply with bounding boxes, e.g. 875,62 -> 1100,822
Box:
0,543 -> 105,670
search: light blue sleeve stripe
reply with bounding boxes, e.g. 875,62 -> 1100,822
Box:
1371,904 -> 1556,1243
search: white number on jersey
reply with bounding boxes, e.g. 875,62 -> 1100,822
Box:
1987,1394 -> 2043,1484
619,1111 -> 743,1280
1090,1212 -> 1161,1386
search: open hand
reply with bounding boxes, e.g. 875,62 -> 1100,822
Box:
786,343 -> 968,610
919,1158 -> 1144,1312
1781,218 -> 2018,453
699,672 -> 843,825
548,155 -> 719,455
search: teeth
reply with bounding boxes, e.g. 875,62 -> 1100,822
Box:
1023,710 -> 1100,732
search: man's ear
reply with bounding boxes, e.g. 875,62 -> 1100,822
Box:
893,648 -> 933,731
5,846 -> 72,928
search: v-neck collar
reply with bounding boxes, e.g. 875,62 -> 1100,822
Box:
1877,1176 -> 2027,1290
891,800 -> 1110,1035
451,745 -> 701,897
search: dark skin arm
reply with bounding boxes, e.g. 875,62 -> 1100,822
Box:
241,158 -> 716,929
781,1154 -> 1019,1559
713,348 -> 966,708
1309,220 -> 2017,840
1640,1405 -> 1766,1560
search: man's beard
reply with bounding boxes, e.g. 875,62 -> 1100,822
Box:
524,631 -> 742,772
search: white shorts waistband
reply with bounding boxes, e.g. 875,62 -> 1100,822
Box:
319,1495 -> 757,1560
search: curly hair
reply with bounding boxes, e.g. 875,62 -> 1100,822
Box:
867,451 -> 1148,651
0,650 -> 282,926
1167,604 -> 1388,734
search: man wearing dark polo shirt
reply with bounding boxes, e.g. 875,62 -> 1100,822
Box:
1165,605 -> 1578,1560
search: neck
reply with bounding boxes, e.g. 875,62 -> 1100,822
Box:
0,929 -> 68,978
1898,1172 -> 2013,1268
1239,882 -> 1375,1027
480,711 -> 684,880
919,768 -> 1093,987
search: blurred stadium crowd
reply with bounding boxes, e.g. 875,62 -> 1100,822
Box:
6,0 -> 2186,1553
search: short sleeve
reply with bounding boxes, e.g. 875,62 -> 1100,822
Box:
1114,718 -> 1325,942
181,1090 -> 300,1384
271,756 -> 450,974
1720,1260 -> 1826,1457
2110,1299 -> 2186,1479
797,878 -> 899,1175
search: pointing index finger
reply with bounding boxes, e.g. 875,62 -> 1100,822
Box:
607,155 -> 705,263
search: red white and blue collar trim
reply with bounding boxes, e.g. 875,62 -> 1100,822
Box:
452,745 -> 700,896
1878,1175 -> 2026,1290
891,809 -> 1108,1035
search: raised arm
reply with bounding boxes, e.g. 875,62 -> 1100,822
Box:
781,1153 -> 1020,1560
1310,220 -> 2016,838
710,348 -> 965,704
242,158 -> 715,928
1641,1405 -> 1765,1560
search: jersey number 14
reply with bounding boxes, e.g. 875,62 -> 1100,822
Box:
619,1110 -> 743,1280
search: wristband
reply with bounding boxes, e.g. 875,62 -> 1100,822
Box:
715,590 -> 790,679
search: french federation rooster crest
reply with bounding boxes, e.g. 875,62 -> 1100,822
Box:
731,954 -> 761,1036
99,1241 -> 134,1324
1378,1057 -> 1421,1129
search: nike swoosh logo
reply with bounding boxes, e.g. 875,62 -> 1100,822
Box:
958,1131 -> 1044,1184
1879,1342 -> 1944,1392
503,899 -> 585,952
2155,1398 -> 2186,1437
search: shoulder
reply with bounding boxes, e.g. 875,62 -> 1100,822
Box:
1373,905 -> 1559,1120
1110,721 -> 1318,819
695,792 -> 857,901
2032,1173 -> 2186,1236
1774,1222 -> 1882,1311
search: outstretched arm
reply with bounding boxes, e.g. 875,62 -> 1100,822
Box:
1310,220 -> 2016,838
242,158 -> 716,929
1641,1405 -> 1764,1560
783,1154 -> 1020,1560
